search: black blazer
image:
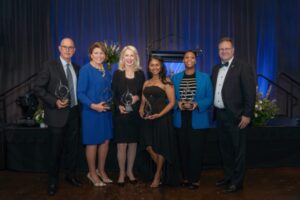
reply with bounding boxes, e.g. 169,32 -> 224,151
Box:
34,59 -> 79,127
211,58 -> 256,119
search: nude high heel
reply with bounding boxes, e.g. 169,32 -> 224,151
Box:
87,173 -> 106,187
96,169 -> 113,183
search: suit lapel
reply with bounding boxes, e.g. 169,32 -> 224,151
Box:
222,58 -> 237,88
72,63 -> 79,77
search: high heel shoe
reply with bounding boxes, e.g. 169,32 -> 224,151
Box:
126,173 -> 137,184
96,169 -> 113,183
125,176 -> 137,184
86,173 -> 106,187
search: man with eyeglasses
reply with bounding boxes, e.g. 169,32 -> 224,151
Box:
34,37 -> 82,196
211,37 -> 256,193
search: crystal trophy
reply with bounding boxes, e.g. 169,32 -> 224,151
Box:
55,81 -> 70,104
181,84 -> 194,110
121,88 -> 133,112
101,87 -> 113,110
143,97 -> 153,117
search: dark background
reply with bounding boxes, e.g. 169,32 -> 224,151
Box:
1,0 -> 300,122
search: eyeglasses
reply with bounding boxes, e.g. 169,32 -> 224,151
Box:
218,48 -> 233,52
60,45 -> 75,51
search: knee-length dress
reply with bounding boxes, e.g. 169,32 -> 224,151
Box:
112,69 -> 145,143
77,63 -> 112,144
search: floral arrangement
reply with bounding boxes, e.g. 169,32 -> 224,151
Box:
103,41 -> 120,71
33,106 -> 44,125
253,86 -> 279,126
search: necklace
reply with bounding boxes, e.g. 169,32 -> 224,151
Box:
91,62 -> 105,77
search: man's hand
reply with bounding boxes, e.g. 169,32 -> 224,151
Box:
56,99 -> 68,109
238,116 -> 251,129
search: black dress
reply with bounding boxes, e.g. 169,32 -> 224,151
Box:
140,86 -> 180,186
112,69 -> 145,143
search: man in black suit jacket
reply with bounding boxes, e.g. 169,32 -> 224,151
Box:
211,37 -> 256,193
34,38 -> 81,196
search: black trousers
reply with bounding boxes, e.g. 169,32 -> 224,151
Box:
48,106 -> 80,184
216,108 -> 246,186
176,111 -> 207,183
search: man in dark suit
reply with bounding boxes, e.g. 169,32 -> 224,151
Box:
34,38 -> 81,196
211,37 -> 256,193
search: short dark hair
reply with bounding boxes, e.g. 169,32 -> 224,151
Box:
218,37 -> 235,47
88,42 -> 107,61
183,50 -> 197,58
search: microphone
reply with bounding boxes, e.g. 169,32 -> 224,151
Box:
195,45 -> 204,55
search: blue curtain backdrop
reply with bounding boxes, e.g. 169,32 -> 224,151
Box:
50,0 -> 257,75
1,0 -> 300,119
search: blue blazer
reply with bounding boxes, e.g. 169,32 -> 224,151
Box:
172,70 -> 213,129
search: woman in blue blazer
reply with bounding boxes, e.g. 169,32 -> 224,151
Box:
172,51 -> 213,189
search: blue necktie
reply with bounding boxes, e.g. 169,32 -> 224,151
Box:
66,64 -> 75,107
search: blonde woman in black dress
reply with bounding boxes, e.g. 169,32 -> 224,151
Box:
112,45 -> 145,185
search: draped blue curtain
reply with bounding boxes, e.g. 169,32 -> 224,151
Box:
50,0 -> 256,74
2,0 -> 300,120
256,0 -> 278,94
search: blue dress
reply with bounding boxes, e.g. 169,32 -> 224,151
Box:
77,63 -> 112,144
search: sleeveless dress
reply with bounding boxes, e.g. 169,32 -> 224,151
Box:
140,86 -> 180,186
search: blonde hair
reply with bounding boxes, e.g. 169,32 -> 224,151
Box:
118,45 -> 142,71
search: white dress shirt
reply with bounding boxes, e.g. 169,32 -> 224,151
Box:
60,57 -> 78,105
214,57 -> 234,109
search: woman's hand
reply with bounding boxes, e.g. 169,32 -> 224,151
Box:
178,101 -> 184,110
146,113 -> 162,120
118,105 -> 127,114
90,102 -> 108,112
131,95 -> 140,105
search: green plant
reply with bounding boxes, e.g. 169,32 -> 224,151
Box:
103,41 -> 120,71
253,86 -> 279,126
33,107 -> 44,124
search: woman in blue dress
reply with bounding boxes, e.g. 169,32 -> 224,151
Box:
77,42 -> 113,187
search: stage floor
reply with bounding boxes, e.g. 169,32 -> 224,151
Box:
0,168 -> 300,200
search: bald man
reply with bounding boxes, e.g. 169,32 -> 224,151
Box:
34,38 -> 81,196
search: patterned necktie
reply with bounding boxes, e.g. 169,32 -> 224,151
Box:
66,63 -> 75,107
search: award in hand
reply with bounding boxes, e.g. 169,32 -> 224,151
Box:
121,88 -> 133,112
101,87 -> 113,110
181,84 -> 195,110
55,81 -> 70,104
143,97 -> 153,118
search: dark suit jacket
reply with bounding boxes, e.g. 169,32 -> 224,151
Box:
34,59 -> 79,127
211,58 -> 256,119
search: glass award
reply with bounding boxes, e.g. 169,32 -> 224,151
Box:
55,81 -> 69,104
181,84 -> 194,110
144,98 -> 152,117
101,87 -> 113,110
121,88 -> 133,112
